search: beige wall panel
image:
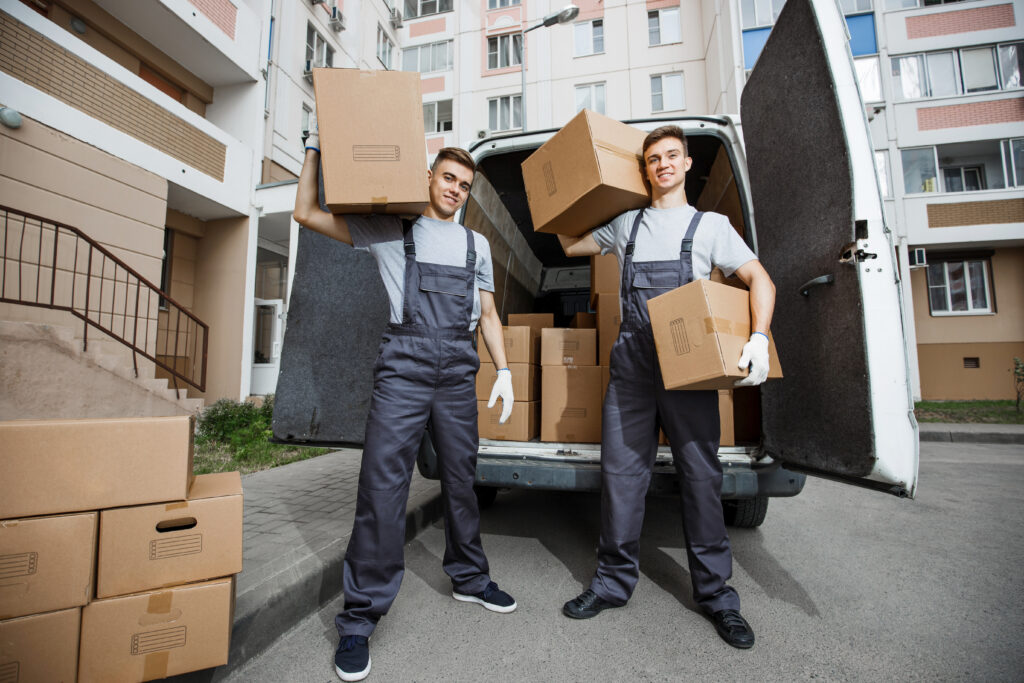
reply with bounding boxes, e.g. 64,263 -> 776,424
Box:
192,216 -> 249,400
173,232 -> 198,260
166,209 -> 206,238
911,247 -> 1024,345
918,342 -> 1024,400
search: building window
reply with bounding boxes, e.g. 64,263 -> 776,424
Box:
487,33 -> 522,69
574,19 -> 604,57
1002,139 -> 1024,187
403,0 -> 453,19
424,99 -> 453,133
651,73 -> 685,112
901,147 -> 938,194
886,0 -> 972,8
377,25 -> 395,69
488,94 -> 521,132
306,24 -> 334,69
487,0 -> 520,8
926,259 -> 992,315
740,0 -> 786,30
855,56 -> 882,102
648,7 -> 681,46
403,40 -> 454,73
875,150 -> 891,198
892,42 -> 1023,100
902,140 -> 1010,194
575,82 -> 606,114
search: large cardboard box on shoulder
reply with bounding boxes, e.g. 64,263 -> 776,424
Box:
96,472 -> 243,599
313,68 -> 428,214
476,362 -> 539,402
0,416 -> 194,519
478,401 -> 540,441
540,328 -> 597,367
0,512 -> 96,620
0,607 -> 80,683
541,366 -> 603,443
647,279 -> 782,390
522,110 -> 649,237
78,577 -> 234,683
478,326 -> 539,364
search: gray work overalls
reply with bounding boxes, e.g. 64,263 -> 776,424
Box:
590,209 -> 740,614
336,220 -> 491,638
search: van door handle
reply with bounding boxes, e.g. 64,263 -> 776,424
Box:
799,274 -> 834,297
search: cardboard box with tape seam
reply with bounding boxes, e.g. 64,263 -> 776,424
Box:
0,607 -> 80,683
0,416 -> 194,519
590,253 -> 620,305
647,279 -> 782,390
0,512 -> 96,620
595,293 -> 621,367
78,577 -> 234,683
522,109 -> 649,237
313,68 -> 429,214
96,472 -> 243,599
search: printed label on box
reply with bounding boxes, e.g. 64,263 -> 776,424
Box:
0,552 -> 37,578
131,626 -> 187,655
0,661 -> 19,681
149,535 -> 203,561
669,317 -> 690,355
352,145 -> 400,161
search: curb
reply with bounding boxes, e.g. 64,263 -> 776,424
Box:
919,429 -> 1024,445
167,492 -> 445,682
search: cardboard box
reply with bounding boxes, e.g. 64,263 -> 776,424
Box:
0,607 -> 80,683
78,577 -> 234,683
0,512 -> 96,620
476,363 -> 539,402
601,365 -> 610,400
595,294 -> 621,367
478,326 -> 539,365
719,388 -> 761,447
0,416 -> 193,520
540,329 -> 597,367
590,253 -> 620,305
522,110 -> 649,237
541,366 -> 603,443
478,401 -> 540,441
571,312 -> 596,329
647,279 -> 782,390
506,313 -> 554,335
313,68 -> 428,214
96,472 -> 243,599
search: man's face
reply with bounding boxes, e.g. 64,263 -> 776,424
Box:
427,159 -> 474,219
643,137 -> 692,195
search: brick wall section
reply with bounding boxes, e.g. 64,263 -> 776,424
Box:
905,3 -> 1015,39
188,0 -> 237,40
927,198 -> 1024,227
917,97 -> 1024,130
0,12 -> 226,181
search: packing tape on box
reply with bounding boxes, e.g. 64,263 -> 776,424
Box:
594,142 -> 643,165
147,591 -> 173,614
165,502 -> 188,511
704,317 -> 749,337
143,652 -> 170,680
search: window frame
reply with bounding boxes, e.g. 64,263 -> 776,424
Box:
573,19 -> 605,57
648,7 -> 681,47
377,25 -> 395,69
423,99 -> 453,134
650,72 -> 686,113
487,33 -> 523,70
403,0 -> 453,20
487,0 -> 520,8
574,82 -> 607,114
926,258 -> 994,316
488,94 -> 522,132
402,39 -> 454,74
892,42 -> 1024,101
305,23 -> 334,69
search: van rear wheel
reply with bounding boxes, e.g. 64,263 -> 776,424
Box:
722,496 -> 768,528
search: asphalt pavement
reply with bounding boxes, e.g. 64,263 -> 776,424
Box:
167,422 -> 1024,682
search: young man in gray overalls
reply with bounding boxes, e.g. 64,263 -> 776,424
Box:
294,124 -> 516,681
558,125 -> 776,649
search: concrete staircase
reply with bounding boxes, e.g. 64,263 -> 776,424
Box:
0,320 -> 204,420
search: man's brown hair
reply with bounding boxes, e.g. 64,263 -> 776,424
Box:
642,125 -> 688,158
431,147 -> 476,174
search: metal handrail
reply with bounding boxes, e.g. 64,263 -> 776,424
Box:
0,205 -> 208,392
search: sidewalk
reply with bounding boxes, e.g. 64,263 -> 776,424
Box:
167,449 -> 443,682
169,422 -> 1023,681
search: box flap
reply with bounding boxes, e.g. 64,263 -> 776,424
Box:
187,472 -> 243,501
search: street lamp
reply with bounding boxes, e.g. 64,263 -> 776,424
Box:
520,4 -> 579,132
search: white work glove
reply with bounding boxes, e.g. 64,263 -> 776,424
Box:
487,368 -> 514,424
734,332 -> 770,387
304,108 -> 320,153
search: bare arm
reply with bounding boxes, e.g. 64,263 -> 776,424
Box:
557,232 -> 603,258
292,149 -> 353,246
733,259 -> 776,335
478,290 -> 508,368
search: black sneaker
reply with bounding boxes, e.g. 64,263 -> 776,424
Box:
711,609 -> 755,649
452,581 -> 517,613
562,589 -> 619,619
335,635 -> 370,681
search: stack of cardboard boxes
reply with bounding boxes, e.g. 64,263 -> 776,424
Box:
0,416 -> 242,682
476,315 -> 545,441
540,325 -> 600,443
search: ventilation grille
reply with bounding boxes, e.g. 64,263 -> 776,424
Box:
963,357 -> 980,369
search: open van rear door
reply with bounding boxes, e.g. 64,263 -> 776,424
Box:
741,0 -> 918,497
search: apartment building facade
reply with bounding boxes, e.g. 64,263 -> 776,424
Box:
740,0 -> 1024,400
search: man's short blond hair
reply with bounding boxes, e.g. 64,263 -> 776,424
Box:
431,147 -> 476,174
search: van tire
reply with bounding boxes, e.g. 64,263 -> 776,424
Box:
474,485 -> 498,510
723,496 -> 768,528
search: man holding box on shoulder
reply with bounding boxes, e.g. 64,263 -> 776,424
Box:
294,117 -> 516,682
558,125 -> 775,649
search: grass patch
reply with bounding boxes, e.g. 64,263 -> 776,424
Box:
914,400 -> 1023,425
193,395 -> 331,475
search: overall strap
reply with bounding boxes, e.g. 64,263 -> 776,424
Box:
400,218 -> 416,325
678,211 -> 703,284
463,226 -> 477,306
620,208 -> 645,330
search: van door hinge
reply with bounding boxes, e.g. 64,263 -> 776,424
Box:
840,240 -> 877,264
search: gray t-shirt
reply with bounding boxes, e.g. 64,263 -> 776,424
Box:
347,214 -> 495,330
591,205 -> 757,291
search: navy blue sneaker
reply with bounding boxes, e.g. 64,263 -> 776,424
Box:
453,581 -> 517,613
335,635 -> 370,681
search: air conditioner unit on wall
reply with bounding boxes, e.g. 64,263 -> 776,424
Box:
390,8 -> 403,28
908,247 -> 927,268
329,5 -> 345,31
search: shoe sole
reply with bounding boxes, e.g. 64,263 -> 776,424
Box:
452,592 -> 517,613
335,656 -> 371,682
562,603 -> 616,619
